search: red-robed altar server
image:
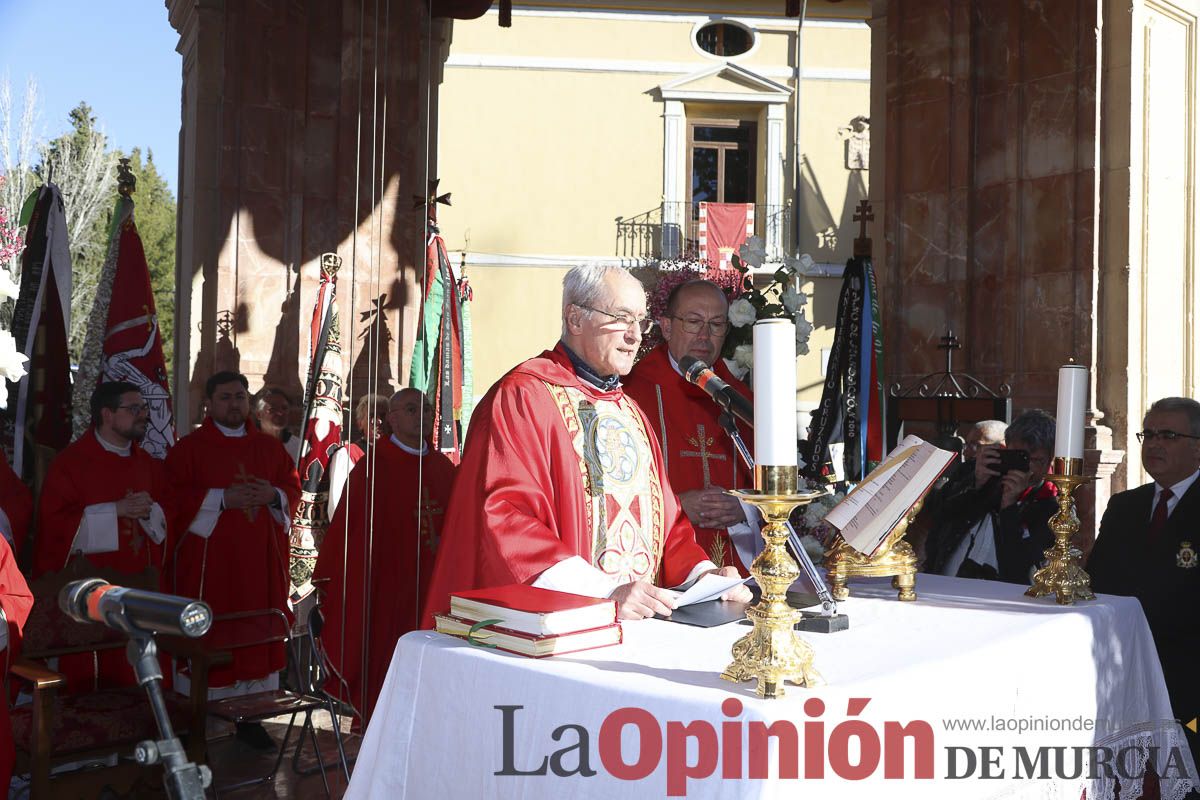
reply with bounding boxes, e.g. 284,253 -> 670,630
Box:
422,265 -> 752,627
317,388 -> 455,720
625,280 -> 756,573
0,536 -> 32,790
36,381 -> 172,578
0,458 -> 31,558
166,371 -> 300,698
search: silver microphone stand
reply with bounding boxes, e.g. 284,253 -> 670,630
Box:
717,411 -> 849,632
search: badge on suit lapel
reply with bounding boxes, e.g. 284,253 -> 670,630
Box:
1177,541 -> 1197,569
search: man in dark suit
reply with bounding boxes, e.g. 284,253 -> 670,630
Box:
1089,396 -> 1200,772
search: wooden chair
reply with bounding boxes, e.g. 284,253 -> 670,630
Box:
203,608 -> 349,797
9,558 -> 221,800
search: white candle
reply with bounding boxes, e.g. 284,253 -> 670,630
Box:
752,319 -> 798,466
1053,364 -> 1088,460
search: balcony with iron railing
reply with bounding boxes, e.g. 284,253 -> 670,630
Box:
614,201 -> 793,264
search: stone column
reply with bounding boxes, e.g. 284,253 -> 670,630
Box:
874,0 -> 1126,539
168,0 -> 441,425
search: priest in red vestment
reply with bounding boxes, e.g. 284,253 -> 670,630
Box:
423,265 -> 751,627
166,371 -> 300,702
317,388 -> 455,721
625,280 -> 757,573
0,536 -> 32,790
36,381 -> 172,578
0,458 -> 31,559
35,381 -> 174,692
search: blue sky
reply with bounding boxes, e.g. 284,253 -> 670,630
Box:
0,1 -> 181,195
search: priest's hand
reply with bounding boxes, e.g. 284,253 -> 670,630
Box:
705,565 -> 753,603
224,479 -> 276,510
975,445 -> 1002,487
679,486 -> 745,529
611,580 -> 677,620
116,491 -> 154,520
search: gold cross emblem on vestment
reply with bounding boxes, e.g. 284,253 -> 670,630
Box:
680,424 -> 727,487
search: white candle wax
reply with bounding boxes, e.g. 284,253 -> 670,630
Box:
752,319 -> 798,466
1053,364 -> 1088,460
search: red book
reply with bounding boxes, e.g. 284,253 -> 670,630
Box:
449,584 -> 617,636
433,614 -> 622,658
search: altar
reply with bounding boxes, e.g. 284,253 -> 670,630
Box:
345,575 -> 1194,799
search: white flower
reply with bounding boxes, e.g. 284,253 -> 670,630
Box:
737,236 -> 767,268
0,269 -> 18,303
0,330 -> 28,388
728,297 -> 757,327
725,355 -> 750,381
781,285 -> 806,314
799,534 -> 826,562
783,252 -> 816,275
733,344 -> 754,370
795,310 -> 814,356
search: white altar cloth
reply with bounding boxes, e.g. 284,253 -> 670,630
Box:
346,575 -> 1194,800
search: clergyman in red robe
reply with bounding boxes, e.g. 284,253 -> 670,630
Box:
316,388 -> 455,721
0,457 -> 31,560
625,279 -> 757,573
423,265 -> 752,627
36,381 -> 172,578
166,371 -> 300,707
34,381 -> 174,691
0,536 -> 32,790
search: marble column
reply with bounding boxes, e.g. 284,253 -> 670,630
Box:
167,0 -> 446,424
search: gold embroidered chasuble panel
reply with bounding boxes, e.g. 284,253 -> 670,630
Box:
543,383 -> 665,584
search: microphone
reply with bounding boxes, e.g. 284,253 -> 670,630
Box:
59,579 -> 213,639
679,355 -> 754,426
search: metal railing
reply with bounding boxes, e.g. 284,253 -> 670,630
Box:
615,201 -> 792,263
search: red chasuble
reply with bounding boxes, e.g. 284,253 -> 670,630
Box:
0,458 -> 31,558
0,537 -> 32,790
35,433 -> 173,577
34,434 -> 174,692
421,345 -> 709,627
624,344 -> 754,572
315,439 -> 455,719
166,419 -> 300,686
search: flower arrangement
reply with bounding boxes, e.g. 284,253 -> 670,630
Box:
0,177 -> 28,409
790,486 -> 847,560
636,257 -> 745,359
721,237 -> 816,379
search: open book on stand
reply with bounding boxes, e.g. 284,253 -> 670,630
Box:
822,435 -> 957,556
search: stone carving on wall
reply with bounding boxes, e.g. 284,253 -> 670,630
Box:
839,115 -> 870,170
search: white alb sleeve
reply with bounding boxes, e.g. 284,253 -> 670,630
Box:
188,489 -> 225,538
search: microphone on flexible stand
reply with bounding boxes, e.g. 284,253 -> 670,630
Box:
679,355 -> 754,426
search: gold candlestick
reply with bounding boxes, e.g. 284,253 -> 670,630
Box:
722,465 -> 826,698
823,498 -> 923,602
1026,457 -> 1095,604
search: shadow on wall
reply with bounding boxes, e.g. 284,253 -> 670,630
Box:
180,0 -> 431,424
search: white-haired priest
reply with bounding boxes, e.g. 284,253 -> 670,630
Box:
422,264 -> 751,624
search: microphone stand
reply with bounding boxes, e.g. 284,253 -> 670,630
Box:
717,411 -> 848,633
115,618 -> 211,800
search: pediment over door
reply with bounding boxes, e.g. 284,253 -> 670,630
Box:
659,63 -> 793,105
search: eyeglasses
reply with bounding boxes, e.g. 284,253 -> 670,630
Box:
118,403 -> 150,415
672,316 -> 730,336
1136,429 -> 1200,443
575,304 -> 653,335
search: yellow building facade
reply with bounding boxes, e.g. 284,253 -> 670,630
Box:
436,0 -> 872,411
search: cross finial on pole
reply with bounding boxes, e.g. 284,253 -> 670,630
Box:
413,178 -> 452,224
853,199 -> 874,258
938,329 -> 961,372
